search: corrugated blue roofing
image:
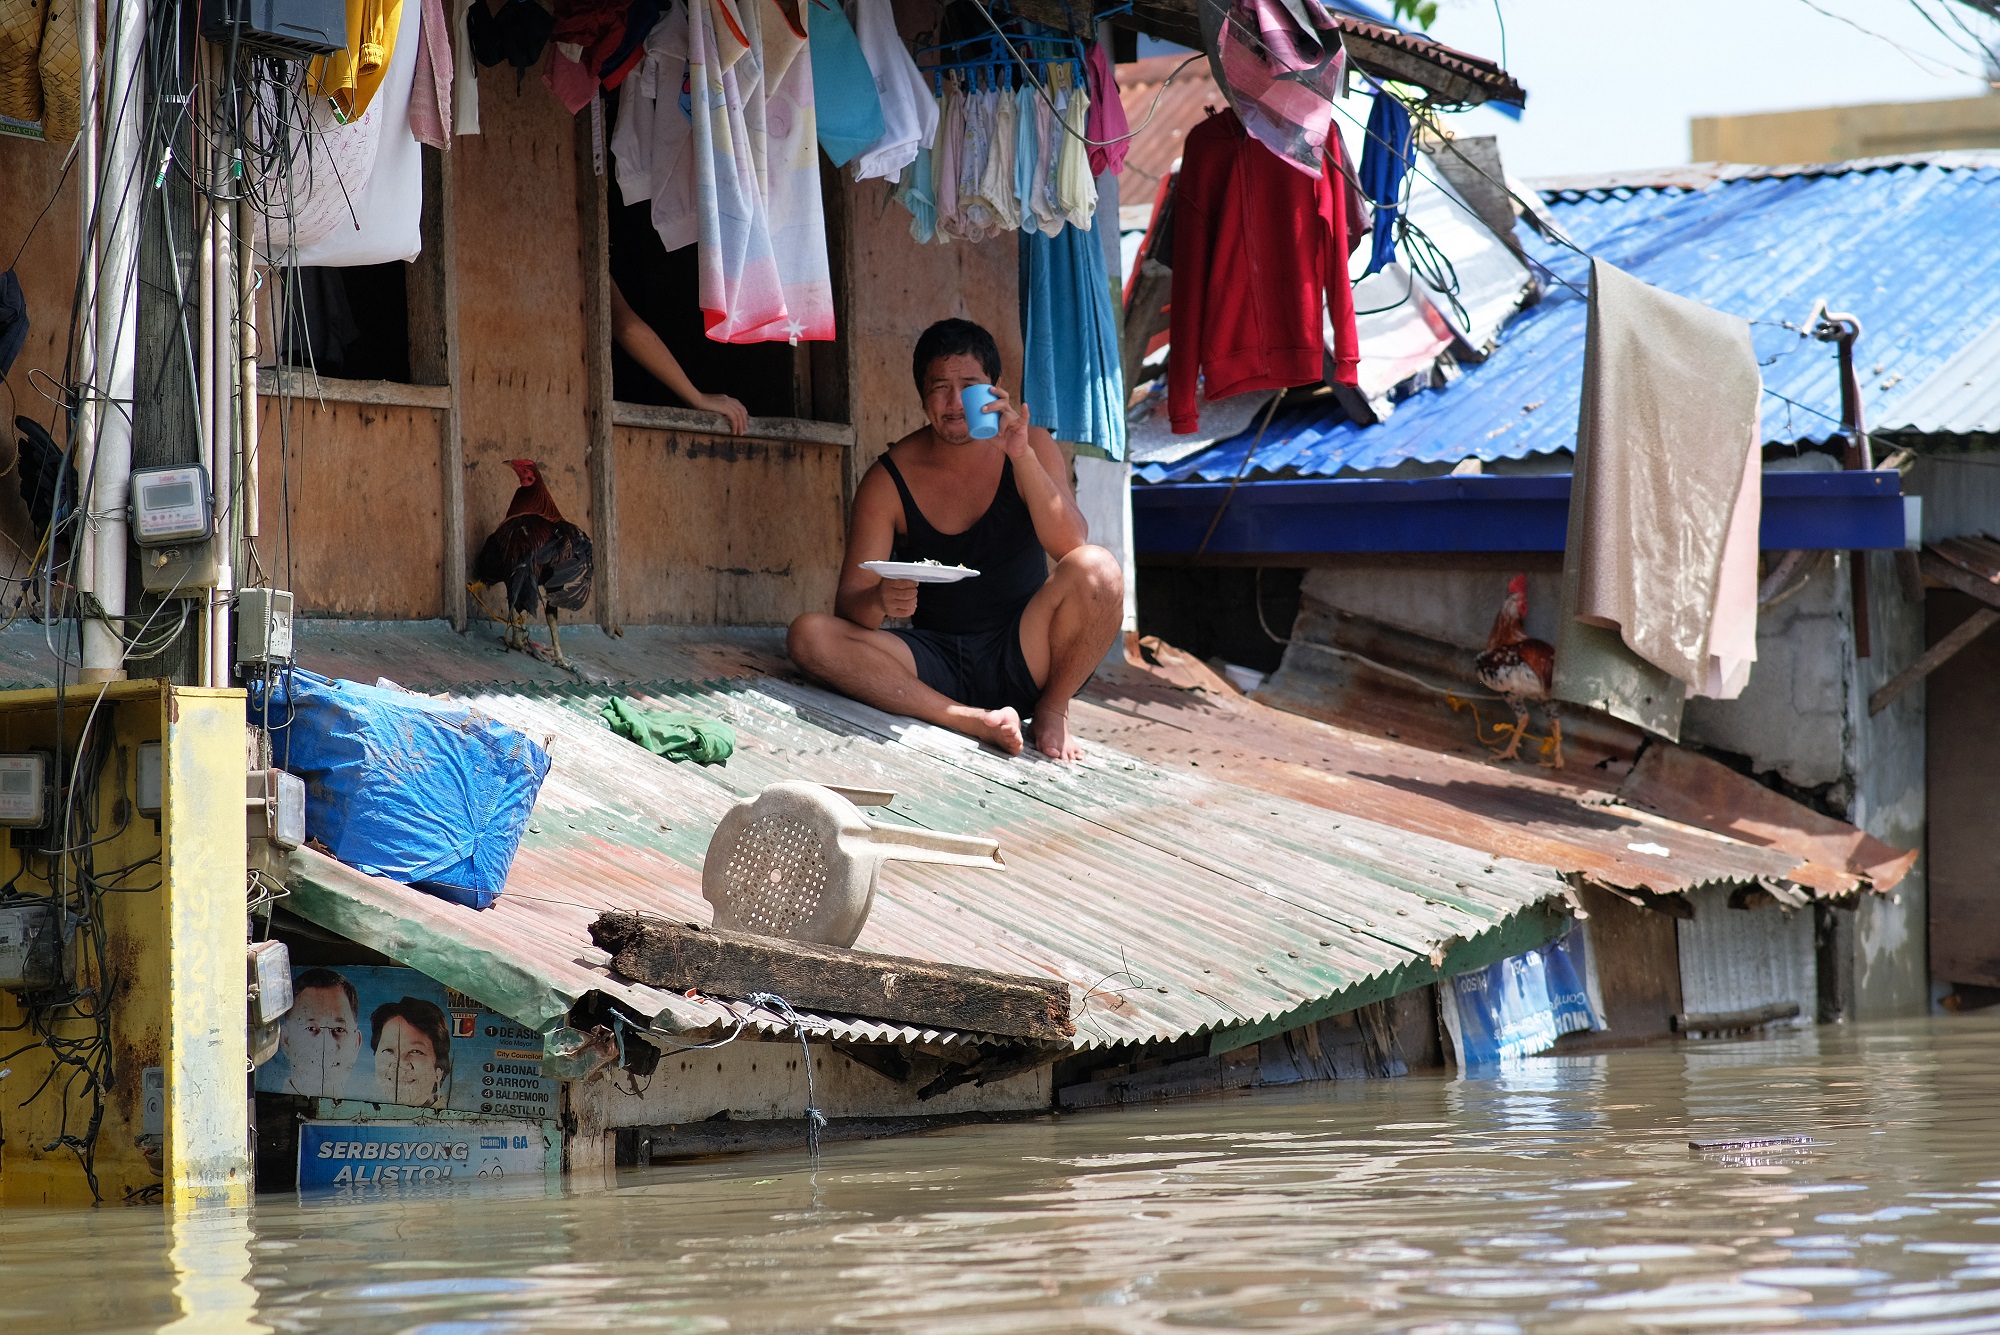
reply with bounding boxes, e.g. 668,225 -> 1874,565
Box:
1139,160 -> 2000,484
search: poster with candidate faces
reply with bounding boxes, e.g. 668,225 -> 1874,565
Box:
257,965 -> 557,1120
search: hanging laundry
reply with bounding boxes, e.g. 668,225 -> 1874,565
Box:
311,0 -> 406,122
980,79 -> 1020,232
408,0 -> 454,149
466,0 -> 554,82
740,0 -> 835,342
1358,88 -> 1413,276
1553,258 -> 1764,734
610,2 -> 698,249
893,141 -> 939,243
451,0 -> 481,132
807,0 -> 883,168
1052,64 -> 1096,232
1212,0 -> 1344,175
1167,108 -> 1358,434
287,0 -> 427,265
685,0 -> 787,339
1082,37 -> 1127,178
1012,81 -> 1036,231
545,0 -> 654,114
1020,218 -> 1126,461
850,0 -> 936,182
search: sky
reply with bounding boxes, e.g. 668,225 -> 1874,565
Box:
1404,0 -> 1996,177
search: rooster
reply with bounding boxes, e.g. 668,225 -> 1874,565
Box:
1473,574 -> 1561,768
471,459 -> 594,668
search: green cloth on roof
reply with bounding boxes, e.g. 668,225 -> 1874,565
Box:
600,699 -> 735,765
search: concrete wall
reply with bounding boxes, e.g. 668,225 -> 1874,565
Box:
1691,94 -> 2000,164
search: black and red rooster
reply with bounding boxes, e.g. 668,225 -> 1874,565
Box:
471,459 -> 593,668
1473,574 -> 1562,768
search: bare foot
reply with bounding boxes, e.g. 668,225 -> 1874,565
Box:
968,707 -> 1024,756
1031,707 -> 1083,761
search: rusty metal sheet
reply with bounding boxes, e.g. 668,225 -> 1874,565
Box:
1082,654 -> 1892,901
1616,744 -> 1917,896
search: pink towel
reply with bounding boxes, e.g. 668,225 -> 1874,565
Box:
1084,39 -> 1127,178
409,0 -> 453,148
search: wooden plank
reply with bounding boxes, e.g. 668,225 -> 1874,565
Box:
577,114 -> 621,633
612,401 -> 857,447
257,368 -> 453,410
1870,606 -> 2000,715
438,144 -> 468,631
1920,548 -> 2000,610
589,911 -> 1075,1041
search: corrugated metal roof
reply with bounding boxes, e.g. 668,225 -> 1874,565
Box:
246,619 -> 1909,1061
1139,158 -> 2000,484
264,646 -> 1575,1053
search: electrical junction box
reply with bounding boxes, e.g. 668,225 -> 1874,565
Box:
141,541 -> 223,596
199,0 -> 345,58
247,939 -> 293,1067
235,588 -> 295,666
136,741 -> 162,816
129,465 -> 213,548
247,768 -> 306,850
0,752 -> 50,828
0,902 -> 64,991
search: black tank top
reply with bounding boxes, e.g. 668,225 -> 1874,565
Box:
882,454 -> 1048,636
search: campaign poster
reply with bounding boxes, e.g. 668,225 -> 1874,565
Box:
258,965 -> 557,1119
1439,924 -> 1605,1069
298,1121 -> 551,1188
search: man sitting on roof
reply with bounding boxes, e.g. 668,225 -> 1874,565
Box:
788,319 -> 1124,761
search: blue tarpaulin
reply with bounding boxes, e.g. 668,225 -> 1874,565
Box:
252,670 -> 551,910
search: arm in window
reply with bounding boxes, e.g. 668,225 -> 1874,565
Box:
608,280 -> 751,435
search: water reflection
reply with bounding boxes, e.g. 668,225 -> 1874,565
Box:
0,1013 -> 1997,1333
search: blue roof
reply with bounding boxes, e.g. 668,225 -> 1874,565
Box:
1138,158 -> 2000,485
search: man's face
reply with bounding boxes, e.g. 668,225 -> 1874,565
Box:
920,352 -> 994,446
281,985 -> 361,1096
376,1015 -> 446,1108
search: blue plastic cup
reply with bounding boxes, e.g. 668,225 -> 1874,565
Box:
961,384 -> 1000,439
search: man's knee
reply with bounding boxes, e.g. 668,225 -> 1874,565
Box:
787,612 -> 840,671
1057,545 -> 1125,603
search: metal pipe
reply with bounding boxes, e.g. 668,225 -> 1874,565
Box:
195,49 -> 215,688
79,0 -> 146,682
71,0 -> 101,664
209,189 -> 235,686
236,197 -> 259,544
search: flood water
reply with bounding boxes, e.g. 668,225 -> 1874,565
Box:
8,1013 -> 2000,1334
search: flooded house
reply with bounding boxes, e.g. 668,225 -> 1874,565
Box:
0,0 -> 1963,1211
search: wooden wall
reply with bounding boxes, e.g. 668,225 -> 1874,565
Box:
1927,588 -> 2000,990
453,77 -> 597,622
0,135 -> 85,565
614,424 -> 845,624
255,396 -> 447,618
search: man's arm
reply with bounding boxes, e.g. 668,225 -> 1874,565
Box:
609,281 -> 751,436
977,391 -> 1089,558
833,463 -> 918,628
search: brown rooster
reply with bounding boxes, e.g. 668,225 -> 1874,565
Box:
1473,574 -> 1561,768
472,459 -> 594,668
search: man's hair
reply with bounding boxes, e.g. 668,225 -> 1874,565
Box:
295,968 -> 359,1022
912,319 -> 1001,392
369,997 -> 454,1078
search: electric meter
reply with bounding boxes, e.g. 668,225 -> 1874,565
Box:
129,465 -> 213,547
0,752 -> 50,828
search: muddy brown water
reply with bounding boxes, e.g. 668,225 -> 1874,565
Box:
7,1013 -> 2000,1333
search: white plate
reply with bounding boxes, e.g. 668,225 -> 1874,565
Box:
861,560 -> 982,584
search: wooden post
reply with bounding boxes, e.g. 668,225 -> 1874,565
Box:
577,115 -> 621,634
410,146 -> 467,630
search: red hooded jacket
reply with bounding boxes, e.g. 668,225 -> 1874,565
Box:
1168,109 -> 1360,433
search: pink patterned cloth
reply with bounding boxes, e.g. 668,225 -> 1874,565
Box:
409,0 -> 453,149
1083,38 -> 1127,178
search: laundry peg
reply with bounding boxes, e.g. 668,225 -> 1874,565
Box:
702,782 -> 1005,948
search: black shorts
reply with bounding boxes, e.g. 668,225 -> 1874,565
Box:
891,614 -> 1043,718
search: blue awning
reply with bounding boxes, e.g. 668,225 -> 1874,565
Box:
1132,469 -> 1909,557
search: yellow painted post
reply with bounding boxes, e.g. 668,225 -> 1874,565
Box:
163,687 -> 250,1206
